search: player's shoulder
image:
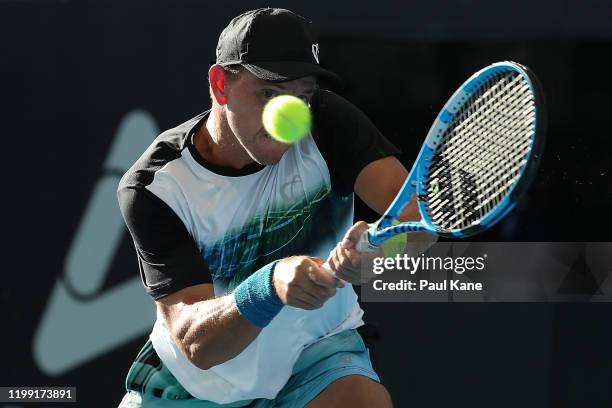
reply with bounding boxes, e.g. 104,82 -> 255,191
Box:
118,112 -> 206,192
312,89 -> 353,112
311,89 -> 368,128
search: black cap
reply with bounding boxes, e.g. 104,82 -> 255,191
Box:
215,8 -> 341,86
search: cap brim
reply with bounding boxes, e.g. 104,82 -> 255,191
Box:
241,61 -> 343,88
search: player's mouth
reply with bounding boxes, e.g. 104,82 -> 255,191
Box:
260,130 -> 287,145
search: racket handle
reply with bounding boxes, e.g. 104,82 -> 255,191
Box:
356,231 -> 379,253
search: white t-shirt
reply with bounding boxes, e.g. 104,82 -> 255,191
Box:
118,90 -> 399,402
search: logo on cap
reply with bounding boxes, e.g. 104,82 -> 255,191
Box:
312,43 -> 320,64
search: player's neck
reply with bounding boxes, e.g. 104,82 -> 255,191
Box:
194,109 -> 255,170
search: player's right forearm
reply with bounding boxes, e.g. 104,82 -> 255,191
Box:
172,294 -> 262,370
171,257 -> 337,369
171,261 -> 284,370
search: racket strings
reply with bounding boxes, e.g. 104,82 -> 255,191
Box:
433,76 -> 532,227
431,99 -> 530,225
456,76 -> 533,198
425,71 -> 536,231
432,74 -> 524,218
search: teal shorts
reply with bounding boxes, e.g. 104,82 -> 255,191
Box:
118,329 -> 379,408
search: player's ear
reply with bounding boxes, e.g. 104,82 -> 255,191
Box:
209,65 -> 228,105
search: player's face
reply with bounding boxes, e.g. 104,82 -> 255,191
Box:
225,71 -> 317,165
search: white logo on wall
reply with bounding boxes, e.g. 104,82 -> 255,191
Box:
312,43 -> 320,64
33,110 -> 159,376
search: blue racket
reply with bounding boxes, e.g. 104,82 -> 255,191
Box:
356,61 -> 546,251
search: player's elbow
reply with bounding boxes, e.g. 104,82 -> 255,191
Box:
185,341 -> 218,370
180,330 -> 231,370
159,319 -> 223,370
183,331 -> 249,370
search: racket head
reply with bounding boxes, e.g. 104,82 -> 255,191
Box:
414,61 -> 546,238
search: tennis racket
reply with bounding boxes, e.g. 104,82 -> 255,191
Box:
355,60 -> 546,252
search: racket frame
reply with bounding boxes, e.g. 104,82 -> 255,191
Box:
364,61 -> 546,248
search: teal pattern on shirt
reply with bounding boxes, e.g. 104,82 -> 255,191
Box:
202,186 -> 352,293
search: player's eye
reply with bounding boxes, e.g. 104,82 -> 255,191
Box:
262,89 -> 278,100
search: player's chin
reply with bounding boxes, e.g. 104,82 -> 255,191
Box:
254,150 -> 288,165
252,136 -> 291,165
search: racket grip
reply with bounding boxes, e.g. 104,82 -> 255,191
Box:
356,231 -> 378,253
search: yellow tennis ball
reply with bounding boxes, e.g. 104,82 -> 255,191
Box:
262,95 -> 311,143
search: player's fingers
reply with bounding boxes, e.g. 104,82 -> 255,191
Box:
334,268 -> 361,285
325,251 -> 346,289
328,246 -> 339,269
290,289 -> 325,309
311,255 -> 343,287
306,262 -> 342,288
287,295 -> 319,310
334,265 -> 361,284
291,271 -> 335,302
342,247 -> 362,269
302,275 -> 337,300
333,248 -> 362,284
282,266 -> 328,307
309,257 -> 326,266
324,248 -> 355,285
340,221 -> 370,249
327,247 -> 345,277
309,267 -> 342,289
335,246 -> 360,274
291,283 -> 322,303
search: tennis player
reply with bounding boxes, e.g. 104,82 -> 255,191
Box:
117,8 -> 415,407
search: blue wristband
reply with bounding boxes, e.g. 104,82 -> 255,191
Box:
233,261 -> 284,327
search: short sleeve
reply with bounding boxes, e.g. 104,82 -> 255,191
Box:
118,185 -> 212,300
311,90 -> 400,196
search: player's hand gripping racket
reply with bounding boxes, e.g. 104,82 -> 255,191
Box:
325,61 -> 546,272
